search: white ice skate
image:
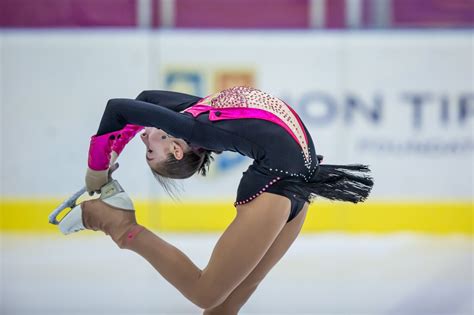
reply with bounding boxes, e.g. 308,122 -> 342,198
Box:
48,180 -> 135,235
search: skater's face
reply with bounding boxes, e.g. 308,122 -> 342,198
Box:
140,127 -> 190,167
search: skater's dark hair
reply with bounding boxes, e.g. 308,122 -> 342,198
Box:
150,147 -> 220,200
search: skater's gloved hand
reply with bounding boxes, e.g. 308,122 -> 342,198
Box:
85,162 -> 120,196
110,151 -> 119,166
85,168 -> 108,195
108,162 -> 119,181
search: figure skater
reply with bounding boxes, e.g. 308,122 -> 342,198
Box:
60,86 -> 373,314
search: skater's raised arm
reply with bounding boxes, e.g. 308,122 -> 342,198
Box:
86,98 -> 199,194
95,91 -> 201,161
95,98 -> 196,139
135,90 -> 201,112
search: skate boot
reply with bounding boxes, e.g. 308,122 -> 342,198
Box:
49,180 -> 135,235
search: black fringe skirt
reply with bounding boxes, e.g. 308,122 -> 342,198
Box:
278,158 -> 374,204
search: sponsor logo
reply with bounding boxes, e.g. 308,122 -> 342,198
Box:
283,91 -> 474,155
163,67 -> 256,96
164,70 -> 204,96
213,70 -> 255,91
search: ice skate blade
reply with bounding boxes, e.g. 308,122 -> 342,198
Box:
58,189 -> 135,235
49,180 -> 134,230
49,180 -> 124,225
48,187 -> 86,225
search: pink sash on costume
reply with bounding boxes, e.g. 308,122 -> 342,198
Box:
183,86 -> 311,168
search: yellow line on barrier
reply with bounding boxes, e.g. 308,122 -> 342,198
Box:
0,198 -> 472,234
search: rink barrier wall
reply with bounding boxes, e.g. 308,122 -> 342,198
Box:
1,31 -> 472,234
2,31 -> 472,200
0,199 -> 472,234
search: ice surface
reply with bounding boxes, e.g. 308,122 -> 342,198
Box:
1,232 -> 472,315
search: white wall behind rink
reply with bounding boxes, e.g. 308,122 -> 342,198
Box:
1,30 -> 472,200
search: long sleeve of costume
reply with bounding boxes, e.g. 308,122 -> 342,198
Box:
96,98 -> 197,139
88,91 -> 201,172
89,95 -> 241,168
96,90 -> 201,135
135,90 -> 201,113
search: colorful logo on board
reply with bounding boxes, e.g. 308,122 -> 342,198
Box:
163,67 -> 256,97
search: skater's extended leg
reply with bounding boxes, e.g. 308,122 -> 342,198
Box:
203,202 -> 309,315
82,192 -> 291,309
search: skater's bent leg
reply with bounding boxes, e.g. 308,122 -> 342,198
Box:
203,202 -> 309,315
119,193 -> 290,309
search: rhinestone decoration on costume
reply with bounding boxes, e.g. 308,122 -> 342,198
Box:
200,86 -> 311,169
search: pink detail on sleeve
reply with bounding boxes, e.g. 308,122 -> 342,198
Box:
88,131 -> 120,171
88,124 -> 144,171
111,124 -> 144,155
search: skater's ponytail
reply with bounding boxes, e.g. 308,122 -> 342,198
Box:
149,148 -> 220,200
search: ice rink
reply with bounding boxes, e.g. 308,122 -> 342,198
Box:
2,1 -> 473,315
2,232 -> 472,315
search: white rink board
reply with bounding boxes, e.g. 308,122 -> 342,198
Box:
1,31 -> 473,199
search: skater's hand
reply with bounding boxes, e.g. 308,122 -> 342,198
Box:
108,162 -> 119,181
85,163 -> 119,196
85,168 -> 108,195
